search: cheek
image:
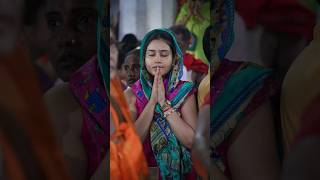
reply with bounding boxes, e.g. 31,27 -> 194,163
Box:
145,58 -> 156,76
144,58 -> 153,72
47,44 -> 59,65
162,57 -> 173,71
81,35 -> 97,56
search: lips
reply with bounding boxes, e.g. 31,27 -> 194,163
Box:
152,66 -> 163,69
57,53 -> 81,70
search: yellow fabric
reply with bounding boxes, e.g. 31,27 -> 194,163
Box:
281,24 -> 320,153
176,2 -> 210,64
197,72 -> 210,108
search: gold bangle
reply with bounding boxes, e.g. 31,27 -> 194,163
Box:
161,100 -> 171,112
164,108 -> 175,118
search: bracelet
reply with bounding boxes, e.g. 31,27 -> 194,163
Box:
162,106 -> 171,113
160,100 -> 171,112
164,108 -> 175,118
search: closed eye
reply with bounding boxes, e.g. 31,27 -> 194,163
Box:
46,13 -> 63,32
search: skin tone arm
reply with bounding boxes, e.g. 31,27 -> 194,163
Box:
44,83 -> 87,180
45,85 -> 108,180
125,68 -> 197,148
124,69 -> 159,142
164,94 -> 197,149
193,102 -> 281,180
157,69 -> 197,149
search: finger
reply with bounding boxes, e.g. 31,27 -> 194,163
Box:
153,69 -> 158,83
158,74 -> 161,84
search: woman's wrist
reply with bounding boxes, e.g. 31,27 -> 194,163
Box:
148,100 -> 157,107
163,107 -> 177,119
159,99 -> 166,107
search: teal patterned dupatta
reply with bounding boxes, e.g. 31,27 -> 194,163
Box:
139,28 -> 195,179
210,0 -> 276,173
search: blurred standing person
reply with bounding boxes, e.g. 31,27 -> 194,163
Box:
0,0 -> 70,179
192,1 -> 281,179
236,0 -> 316,81
175,0 -> 210,65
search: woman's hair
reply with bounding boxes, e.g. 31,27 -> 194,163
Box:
142,31 -> 177,61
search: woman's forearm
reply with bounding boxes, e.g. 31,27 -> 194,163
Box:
134,101 -> 156,142
166,112 -> 195,149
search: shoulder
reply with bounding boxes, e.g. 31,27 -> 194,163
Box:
124,87 -> 134,98
44,83 -> 79,113
124,87 -> 136,104
44,83 -> 71,103
178,80 -> 197,94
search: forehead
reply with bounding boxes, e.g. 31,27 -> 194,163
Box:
46,0 -> 96,13
146,39 -> 171,50
124,54 -> 140,64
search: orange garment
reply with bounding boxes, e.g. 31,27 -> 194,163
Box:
110,77 -> 148,180
0,45 -> 69,180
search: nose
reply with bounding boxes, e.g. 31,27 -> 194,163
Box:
128,68 -> 135,77
154,54 -> 162,64
128,70 -> 133,75
58,26 -> 78,48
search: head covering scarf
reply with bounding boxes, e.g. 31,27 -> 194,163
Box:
139,28 -> 195,179
210,0 -> 275,173
68,0 -> 110,177
97,0 -> 109,91
211,0 -> 235,72
140,29 -> 183,99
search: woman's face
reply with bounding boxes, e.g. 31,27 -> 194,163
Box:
145,39 -> 173,76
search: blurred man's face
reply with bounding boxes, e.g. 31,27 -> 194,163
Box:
45,0 -> 97,82
0,0 -> 24,56
123,54 -> 140,86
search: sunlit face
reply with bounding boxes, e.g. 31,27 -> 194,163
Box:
145,39 -> 173,76
123,53 -> 140,86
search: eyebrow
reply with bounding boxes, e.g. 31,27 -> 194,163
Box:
147,49 -> 170,52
